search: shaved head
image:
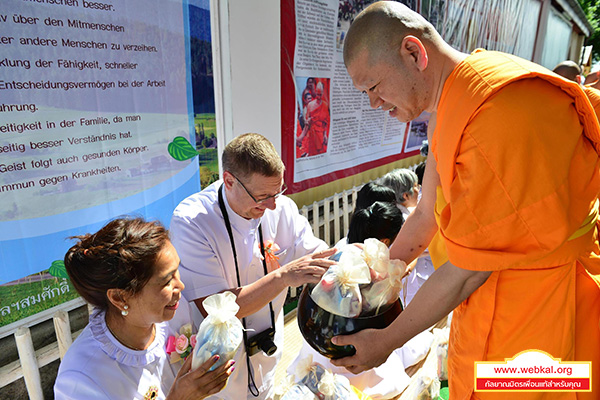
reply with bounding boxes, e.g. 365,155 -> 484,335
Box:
553,61 -> 581,82
343,1 -> 438,68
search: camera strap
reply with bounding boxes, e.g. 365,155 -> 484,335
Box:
218,183 -> 276,397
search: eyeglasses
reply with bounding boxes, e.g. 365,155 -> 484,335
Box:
231,173 -> 287,204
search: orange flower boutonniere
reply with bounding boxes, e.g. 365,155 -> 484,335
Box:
260,240 -> 281,272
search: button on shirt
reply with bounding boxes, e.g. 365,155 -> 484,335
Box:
170,180 -> 327,400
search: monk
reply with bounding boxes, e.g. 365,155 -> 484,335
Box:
584,70 -> 600,90
554,60 -> 600,120
331,2 -> 600,399
297,82 -> 329,156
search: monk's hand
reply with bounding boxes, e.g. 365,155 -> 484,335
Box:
330,329 -> 392,374
277,248 -> 337,287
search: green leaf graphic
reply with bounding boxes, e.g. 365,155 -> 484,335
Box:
168,136 -> 199,161
49,260 -> 69,279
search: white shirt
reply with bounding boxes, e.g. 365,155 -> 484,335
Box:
397,204 -> 435,307
54,308 -> 180,400
170,180 -> 327,400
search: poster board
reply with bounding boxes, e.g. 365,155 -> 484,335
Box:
281,0 -> 426,195
0,0 -> 210,327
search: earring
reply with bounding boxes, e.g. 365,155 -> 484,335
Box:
121,305 -> 129,316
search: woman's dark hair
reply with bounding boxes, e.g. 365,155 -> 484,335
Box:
64,218 -> 170,309
415,161 -> 426,185
354,182 -> 396,212
347,201 -> 404,244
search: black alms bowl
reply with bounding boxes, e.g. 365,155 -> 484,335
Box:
297,283 -> 403,359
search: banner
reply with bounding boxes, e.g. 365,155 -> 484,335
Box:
0,0 -> 209,327
281,0 -> 426,194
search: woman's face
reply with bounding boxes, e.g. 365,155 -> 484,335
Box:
126,241 -> 184,327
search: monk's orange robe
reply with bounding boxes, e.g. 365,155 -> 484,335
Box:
431,50 -> 600,399
306,100 -> 329,155
584,86 -> 600,122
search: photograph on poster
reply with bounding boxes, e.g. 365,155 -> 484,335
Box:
404,111 -> 430,153
296,76 -> 331,158
189,0 -> 219,188
337,0 -> 377,49
337,0 -> 418,49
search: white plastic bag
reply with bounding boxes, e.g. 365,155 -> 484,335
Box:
402,370 -> 440,400
296,356 -> 359,400
274,375 -> 317,400
191,291 -> 243,371
433,327 -> 450,381
296,355 -> 327,395
400,336 -> 441,400
310,245 -> 371,317
317,370 -> 359,400
280,383 -> 317,400
360,239 -> 406,315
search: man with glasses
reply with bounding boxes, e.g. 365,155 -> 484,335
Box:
170,133 -> 334,400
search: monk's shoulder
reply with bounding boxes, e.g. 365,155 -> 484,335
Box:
491,78 -> 574,111
463,78 -> 582,169
470,78 -> 578,140
584,86 -> 600,110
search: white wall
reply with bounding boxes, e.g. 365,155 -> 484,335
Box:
211,0 -> 282,175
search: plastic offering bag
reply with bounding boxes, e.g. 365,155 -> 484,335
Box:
274,375 -> 317,400
280,383 -> 318,400
401,368 -> 440,400
296,356 -> 359,400
401,339 -> 440,400
311,245 -> 371,317
361,239 -> 391,280
359,239 -> 406,315
433,327 -> 450,381
296,355 -> 327,395
317,370 -> 359,400
191,291 -> 243,371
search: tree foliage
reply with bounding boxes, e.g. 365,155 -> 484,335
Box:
579,0 -> 600,63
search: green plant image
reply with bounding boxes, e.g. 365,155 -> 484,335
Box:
168,136 -> 200,161
49,260 -> 68,279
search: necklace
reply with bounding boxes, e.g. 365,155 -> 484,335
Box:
106,318 -> 156,351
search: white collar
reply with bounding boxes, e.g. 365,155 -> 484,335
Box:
221,183 -> 261,233
88,308 -> 167,367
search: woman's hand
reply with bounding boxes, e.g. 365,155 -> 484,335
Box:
166,355 -> 235,400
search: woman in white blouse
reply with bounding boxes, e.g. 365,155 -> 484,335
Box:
54,218 -> 234,400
